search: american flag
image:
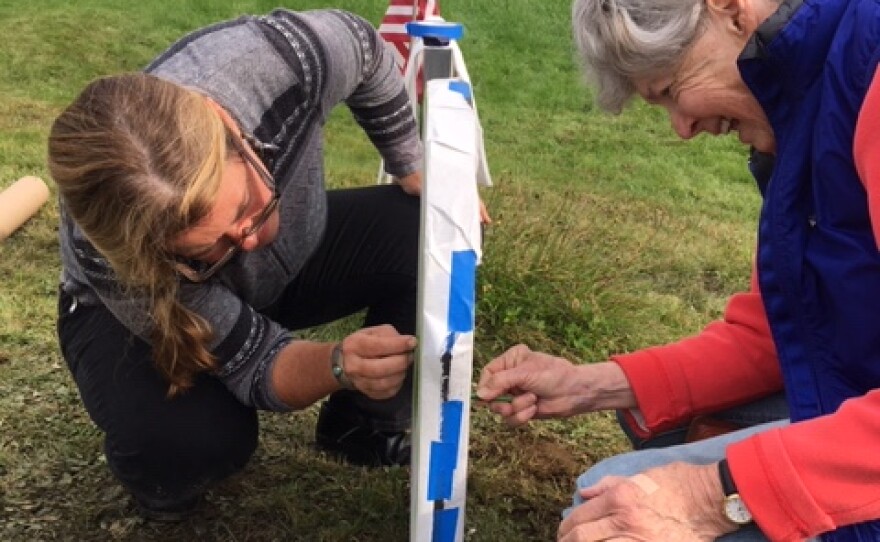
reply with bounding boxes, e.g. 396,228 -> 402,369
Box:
379,0 -> 440,99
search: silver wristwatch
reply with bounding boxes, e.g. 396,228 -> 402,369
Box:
330,344 -> 355,390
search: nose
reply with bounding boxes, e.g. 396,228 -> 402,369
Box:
669,109 -> 700,140
222,219 -> 260,252
237,229 -> 261,251
231,189 -> 275,252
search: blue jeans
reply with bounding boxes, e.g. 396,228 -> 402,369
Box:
564,395 -> 792,541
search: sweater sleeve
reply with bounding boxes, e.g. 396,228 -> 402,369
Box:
285,9 -> 422,177
612,267 -> 782,437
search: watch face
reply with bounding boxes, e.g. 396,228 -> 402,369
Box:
723,494 -> 753,525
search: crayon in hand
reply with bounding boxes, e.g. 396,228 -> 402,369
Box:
471,392 -> 513,404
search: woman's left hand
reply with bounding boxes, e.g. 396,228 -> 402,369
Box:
557,462 -> 736,542
394,171 -> 493,224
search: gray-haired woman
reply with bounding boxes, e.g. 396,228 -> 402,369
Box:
477,0 -> 880,540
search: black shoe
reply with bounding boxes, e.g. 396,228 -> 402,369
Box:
132,491 -> 201,522
315,402 -> 411,467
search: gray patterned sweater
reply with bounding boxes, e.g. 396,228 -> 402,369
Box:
58,9 -> 422,411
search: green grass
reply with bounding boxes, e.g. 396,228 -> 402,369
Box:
0,1 -> 759,540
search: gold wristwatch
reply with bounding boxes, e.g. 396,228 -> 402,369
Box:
719,459 -> 753,525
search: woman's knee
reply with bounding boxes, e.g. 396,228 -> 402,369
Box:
572,446 -> 677,507
576,454 -> 630,494
105,404 -> 258,499
95,371 -> 259,497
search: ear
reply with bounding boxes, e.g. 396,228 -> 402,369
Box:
705,0 -> 748,35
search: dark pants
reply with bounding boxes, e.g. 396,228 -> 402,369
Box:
57,185 -> 419,505
616,392 -> 790,450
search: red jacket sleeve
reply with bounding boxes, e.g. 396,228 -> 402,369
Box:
728,391 -> 880,541
854,65 -> 880,250
612,268 -> 781,437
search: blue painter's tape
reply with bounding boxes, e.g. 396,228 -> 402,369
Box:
428,441 -> 454,499
432,507 -> 460,542
442,401 -> 463,460
448,250 -> 477,333
448,81 -> 472,102
426,401 -> 464,500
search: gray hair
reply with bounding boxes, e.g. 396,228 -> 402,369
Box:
572,0 -> 706,113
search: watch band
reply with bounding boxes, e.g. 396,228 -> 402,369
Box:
330,344 -> 355,390
718,459 -> 738,497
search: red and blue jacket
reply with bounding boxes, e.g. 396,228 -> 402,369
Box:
614,0 -> 880,540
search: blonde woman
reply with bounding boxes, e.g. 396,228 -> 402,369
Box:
49,9 -> 421,521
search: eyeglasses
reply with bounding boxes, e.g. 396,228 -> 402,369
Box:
174,133 -> 280,283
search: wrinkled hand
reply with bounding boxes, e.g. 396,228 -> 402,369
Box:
475,344 -> 581,426
557,462 -> 735,542
339,325 -> 416,400
394,171 -> 493,224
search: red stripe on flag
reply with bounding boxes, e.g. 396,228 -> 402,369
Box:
379,0 -> 442,99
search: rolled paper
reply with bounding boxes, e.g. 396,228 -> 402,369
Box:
0,176 -> 50,241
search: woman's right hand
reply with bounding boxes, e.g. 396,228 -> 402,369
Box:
338,325 -> 416,400
475,344 -> 583,425
475,344 -> 637,426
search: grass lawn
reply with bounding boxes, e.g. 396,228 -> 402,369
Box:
0,1 -> 759,540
